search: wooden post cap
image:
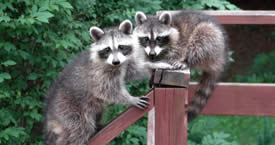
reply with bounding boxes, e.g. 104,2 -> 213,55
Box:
153,69 -> 190,88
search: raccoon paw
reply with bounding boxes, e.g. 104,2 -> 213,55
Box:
132,96 -> 149,109
151,62 -> 175,70
172,62 -> 187,70
185,104 -> 200,122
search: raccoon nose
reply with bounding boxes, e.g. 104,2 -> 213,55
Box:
149,51 -> 156,57
112,60 -> 120,65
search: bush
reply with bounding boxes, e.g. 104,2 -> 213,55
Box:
0,0 -> 91,144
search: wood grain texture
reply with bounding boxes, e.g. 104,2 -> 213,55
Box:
147,108 -> 155,145
155,88 -> 169,145
172,88 -> 187,145
88,91 -> 154,145
155,88 -> 188,145
188,83 -> 275,116
157,10 -> 275,24
153,69 -> 190,88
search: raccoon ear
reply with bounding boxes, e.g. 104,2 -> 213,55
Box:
135,11 -> 147,25
159,12 -> 172,25
89,26 -> 105,41
119,19 -> 133,35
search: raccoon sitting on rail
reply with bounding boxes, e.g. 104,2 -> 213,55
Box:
44,19 -> 177,145
134,11 -> 228,121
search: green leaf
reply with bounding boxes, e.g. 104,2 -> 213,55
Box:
0,127 -> 26,139
2,42 -> 16,52
0,73 -> 11,82
35,11 -> 54,23
59,1 -> 73,9
18,50 -> 30,60
27,73 -> 38,80
0,109 -> 17,126
1,60 -> 16,66
0,16 -> 11,22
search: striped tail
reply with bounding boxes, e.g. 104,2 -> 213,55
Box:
187,71 -> 220,121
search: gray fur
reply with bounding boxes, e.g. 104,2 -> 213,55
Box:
44,21 -> 151,145
134,11 -> 229,121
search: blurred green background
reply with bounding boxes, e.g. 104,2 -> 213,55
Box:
0,0 -> 275,144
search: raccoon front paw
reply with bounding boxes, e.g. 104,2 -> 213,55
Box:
132,96 -> 149,109
172,62 -> 187,70
152,62 -> 174,70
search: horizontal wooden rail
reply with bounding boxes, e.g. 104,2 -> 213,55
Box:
157,10 -> 275,24
88,91 -> 154,145
189,83 -> 275,116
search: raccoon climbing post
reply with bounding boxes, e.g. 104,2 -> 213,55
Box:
147,69 -> 190,145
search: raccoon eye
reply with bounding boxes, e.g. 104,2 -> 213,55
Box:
156,36 -> 169,46
156,36 -> 169,42
139,37 -> 149,42
98,47 -> 111,59
118,45 -> 129,50
103,47 -> 111,52
118,45 -> 132,55
139,37 -> 149,47
144,37 -> 149,41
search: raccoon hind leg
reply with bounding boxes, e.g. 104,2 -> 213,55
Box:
45,120 -> 65,145
186,22 -> 225,67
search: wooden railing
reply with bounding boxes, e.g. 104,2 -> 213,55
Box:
88,10 -> 275,145
158,10 -> 275,24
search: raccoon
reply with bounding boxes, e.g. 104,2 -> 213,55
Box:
134,11 -> 228,121
44,20 -> 154,145
44,18 -> 178,145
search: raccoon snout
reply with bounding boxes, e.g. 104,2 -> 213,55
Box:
112,59 -> 120,65
149,51 -> 156,57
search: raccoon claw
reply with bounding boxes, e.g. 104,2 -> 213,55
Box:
172,62 -> 187,70
133,96 -> 149,109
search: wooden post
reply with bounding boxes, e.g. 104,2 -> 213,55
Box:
147,69 -> 190,145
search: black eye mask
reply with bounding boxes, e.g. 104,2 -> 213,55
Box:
156,35 -> 169,47
98,47 -> 111,59
118,45 -> 133,56
138,37 -> 149,47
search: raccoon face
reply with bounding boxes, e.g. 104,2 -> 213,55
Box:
89,20 -> 136,66
134,11 -> 179,60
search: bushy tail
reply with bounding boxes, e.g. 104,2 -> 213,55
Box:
187,71 -> 220,121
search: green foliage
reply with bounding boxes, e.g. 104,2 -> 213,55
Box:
271,27 -> 275,40
0,0 -> 90,144
256,118 -> 275,145
158,0 -> 240,10
186,0 -> 240,10
0,0 -> 240,144
200,132 -> 238,145
189,116 -> 275,145
188,117 -> 239,145
235,51 -> 275,83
